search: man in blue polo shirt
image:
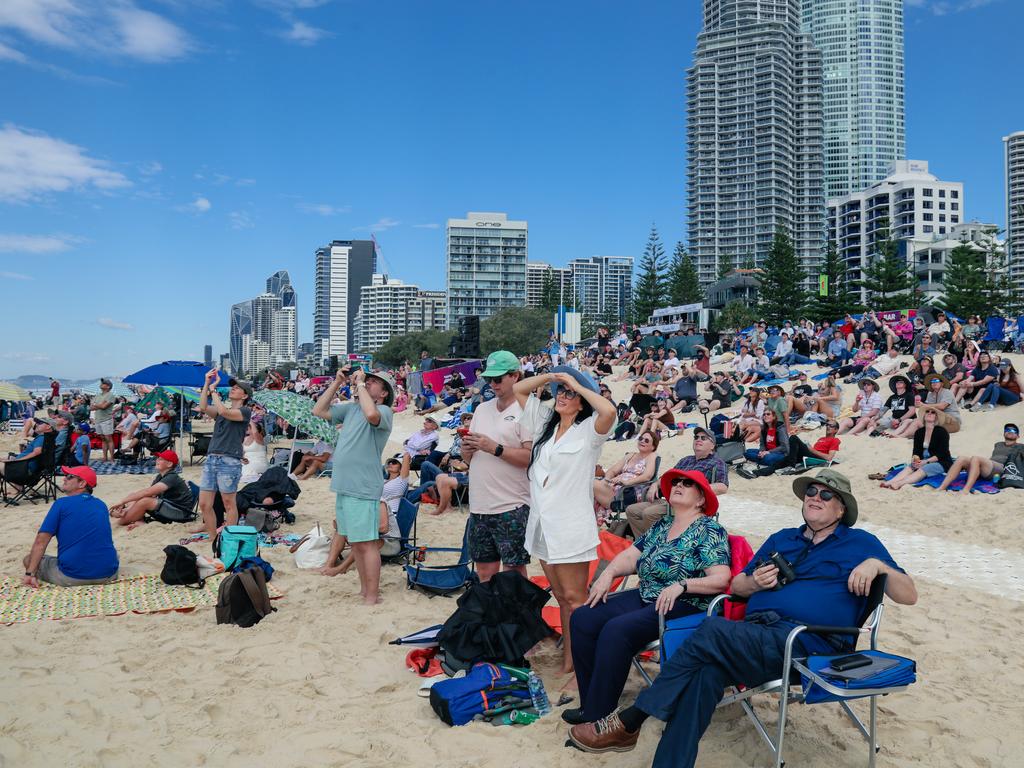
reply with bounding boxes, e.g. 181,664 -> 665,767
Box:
22,466 -> 119,587
568,468 -> 917,766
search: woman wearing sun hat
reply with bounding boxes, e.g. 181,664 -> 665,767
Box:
564,469 -> 730,724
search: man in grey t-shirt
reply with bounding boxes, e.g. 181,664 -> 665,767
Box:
937,422 -> 1019,493
313,367 -> 394,605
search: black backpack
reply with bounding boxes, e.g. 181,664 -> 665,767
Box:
999,447 -> 1024,489
160,545 -> 205,588
215,567 -> 276,628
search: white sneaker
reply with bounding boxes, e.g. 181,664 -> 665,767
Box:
984,403 -> 996,411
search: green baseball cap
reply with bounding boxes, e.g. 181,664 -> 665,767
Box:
481,350 -> 520,378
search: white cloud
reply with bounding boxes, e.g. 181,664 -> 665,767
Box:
360,217 -> 400,231
0,0 -> 191,62
96,317 -> 134,331
177,195 -> 211,213
138,160 -> 162,175
413,223 -> 440,229
297,202 -> 350,216
279,20 -> 330,45
0,123 -> 130,203
2,351 -> 50,363
229,210 -> 254,229
0,233 -> 81,253
0,270 -> 33,280
0,41 -> 27,62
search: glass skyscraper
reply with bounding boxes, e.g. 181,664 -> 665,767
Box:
687,0 -> 825,287
802,0 -> 906,199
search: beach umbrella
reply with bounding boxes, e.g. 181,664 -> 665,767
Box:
80,379 -> 135,398
0,381 -> 32,401
252,390 -> 337,469
123,361 -> 231,454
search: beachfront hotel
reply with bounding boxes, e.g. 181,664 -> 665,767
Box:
353,275 -> 447,353
445,212 -> 528,328
313,240 -> 376,365
801,0 -> 906,199
1005,131 -> 1024,304
687,0 -> 825,289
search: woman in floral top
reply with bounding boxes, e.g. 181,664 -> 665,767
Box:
563,470 -> 731,725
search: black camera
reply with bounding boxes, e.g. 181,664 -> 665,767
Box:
757,551 -> 797,588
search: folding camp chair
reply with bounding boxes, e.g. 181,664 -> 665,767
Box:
1,431 -> 58,507
404,516 -> 475,596
382,497 -> 419,565
714,575 -> 914,768
982,316 -> 1009,352
189,433 -> 211,465
3,418 -> 25,435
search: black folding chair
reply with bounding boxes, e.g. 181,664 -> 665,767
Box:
1,432 -> 58,507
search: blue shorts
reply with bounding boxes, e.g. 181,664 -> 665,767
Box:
921,461 -> 948,478
200,454 -> 243,494
335,494 -> 381,544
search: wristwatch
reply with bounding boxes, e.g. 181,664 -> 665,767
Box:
493,444 -> 504,457
680,579 -> 688,593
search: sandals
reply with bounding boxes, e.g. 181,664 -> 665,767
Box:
867,472 -> 887,481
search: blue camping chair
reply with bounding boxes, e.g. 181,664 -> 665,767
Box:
383,497 -> 419,564
764,335 -> 782,356
983,316 -> 1008,351
404,516 -> 476,596
1015,316 -> 1024,352
706,576 -> 915,768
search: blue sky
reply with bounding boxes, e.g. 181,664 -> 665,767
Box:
1,0 -> 1020,379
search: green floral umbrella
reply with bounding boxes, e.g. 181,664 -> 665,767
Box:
253,390 -> 336,444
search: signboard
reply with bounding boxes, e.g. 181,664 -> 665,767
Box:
819,274 -> 828,297
639,322 -> 681,334
652,302 -> 703,319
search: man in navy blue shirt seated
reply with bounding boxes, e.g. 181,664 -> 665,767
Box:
22,466 -> 119,587
568,468 -> 917,766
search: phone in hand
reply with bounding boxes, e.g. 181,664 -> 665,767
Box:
457,427 -> 470,437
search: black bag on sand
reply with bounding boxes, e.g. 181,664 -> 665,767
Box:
160,545 -> 205,588
146,500 -> 196,525
999,447 -> 1024,489
215,567 -> 276,628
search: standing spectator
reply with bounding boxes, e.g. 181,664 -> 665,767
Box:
313,367 -> 395,605
460,351 -> 534,583
196,373 -> 253,543
49,377 -> 60,405
91,379 -> 117,462
512,367 -> 616,673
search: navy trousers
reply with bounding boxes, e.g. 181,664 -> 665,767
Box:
404,481 -> 436,504
570,589 -> 699,720
418,460 -> 443,486
635,615 -> 802,768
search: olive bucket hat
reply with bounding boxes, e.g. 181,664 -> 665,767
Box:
793,467 -> 859,526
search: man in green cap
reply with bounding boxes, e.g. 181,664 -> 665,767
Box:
568,468 -> 918,763
461,350 -> 533,582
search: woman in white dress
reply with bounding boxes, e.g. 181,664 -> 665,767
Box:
240,421 -> 269,485
513,367 -> 617,673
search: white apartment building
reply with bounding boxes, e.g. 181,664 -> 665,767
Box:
241,335 -> 270,376
270,305 -> 296,366
802,0 -> 906,199
826,160 -> 964,301
1005,132 -> 1024,301
314,240 -> 376,363
354,275 -> 448,352
567,256 -> 634,321
526,262 -> 571,308
446,212 -> 527,327
912,222 -> 1004,302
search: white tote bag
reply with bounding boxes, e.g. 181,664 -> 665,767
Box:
292,522 -> 332,569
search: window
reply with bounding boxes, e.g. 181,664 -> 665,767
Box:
923,213 -> 934,221
939,190 -> 946,198
923,225 -> 934,233
923,188 -> 933,196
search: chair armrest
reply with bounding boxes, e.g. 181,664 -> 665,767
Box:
798,624 -> 865,637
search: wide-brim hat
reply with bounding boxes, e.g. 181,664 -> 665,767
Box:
659,469 -> 719,518
925,372 -> 949,389
548,365 -> 599,398
857,378 -> 879,391
889,375 -> 912,393
366,371 -> 396,407
793,468 -> 858,526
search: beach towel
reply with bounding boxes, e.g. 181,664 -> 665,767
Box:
883,467 -> 1000,494
88,459 -> 158,476
0,573 -> 283,624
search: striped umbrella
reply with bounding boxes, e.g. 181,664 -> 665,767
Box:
0,381 -> 32,401
252,390 -> 337,444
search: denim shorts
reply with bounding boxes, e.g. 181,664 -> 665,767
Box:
200,454 -> 243,494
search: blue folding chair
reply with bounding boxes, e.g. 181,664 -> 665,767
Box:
382,497 -> 419,564
982,316 -> 1007,351
764,335 -> 782,356
717,575 -> 916,768
404,516 -> 476,597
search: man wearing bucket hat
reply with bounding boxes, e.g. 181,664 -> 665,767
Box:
568,468 -> 917,763
22,466 -> 119,588
460,350 -> 534,584
313,365 -> 396,604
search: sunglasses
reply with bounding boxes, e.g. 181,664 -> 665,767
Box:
556,388 -> 579,399
483,373 -> 508,383
693,433 -> 713,442
804,485 -> 837,501
671,477 -> 697,489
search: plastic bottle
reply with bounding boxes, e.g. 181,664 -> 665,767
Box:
527,671 -> 551,716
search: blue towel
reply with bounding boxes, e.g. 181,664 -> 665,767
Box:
883,467 -> 1000,493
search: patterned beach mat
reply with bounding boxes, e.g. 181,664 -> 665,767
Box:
88,459 -> 158,476
0,573 -> 284,625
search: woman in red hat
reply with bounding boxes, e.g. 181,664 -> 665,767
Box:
561,469 -> 731,726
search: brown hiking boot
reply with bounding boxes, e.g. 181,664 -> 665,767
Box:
568,710 -> 639,753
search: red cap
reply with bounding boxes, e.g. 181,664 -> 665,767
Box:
155,450 -> 179,466
659,469 -> 718,517
61,465 -> 97,488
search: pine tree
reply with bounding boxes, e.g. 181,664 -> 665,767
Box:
538,267 -> 560,314
937,243 -> 989,318
859,221 -> 917,309
805,240 -> 861,322
667,241 -> 703,305
982,239 -> 1016,316
757,226 -> 806,326
632,224 -> 667,323
717,256 -> 735,280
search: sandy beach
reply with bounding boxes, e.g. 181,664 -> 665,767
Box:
3,359 -> 1023,768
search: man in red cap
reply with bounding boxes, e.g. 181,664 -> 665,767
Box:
108,450 -> 194,529
22,466 -> 119,587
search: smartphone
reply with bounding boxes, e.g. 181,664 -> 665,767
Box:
457,427 -> 470,437
830,653 -> 872,672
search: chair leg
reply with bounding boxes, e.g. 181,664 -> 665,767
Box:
630,655 -> 654,687
774,688 -> 791,768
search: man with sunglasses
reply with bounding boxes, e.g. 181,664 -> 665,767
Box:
569,468 -> 917,763
460,350 -> 534,582
625,427 -> 728,537
936,423 -> 1021,493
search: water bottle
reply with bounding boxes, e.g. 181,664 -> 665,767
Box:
527,671 -> 551,716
